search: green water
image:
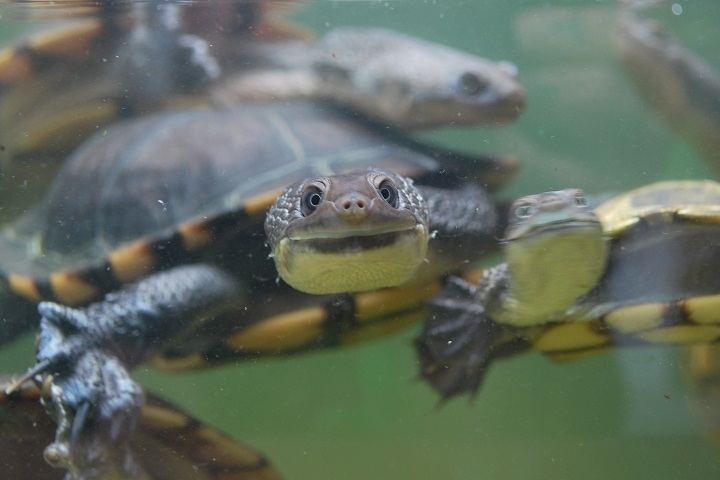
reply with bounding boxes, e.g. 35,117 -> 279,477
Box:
1,1 -> 720,479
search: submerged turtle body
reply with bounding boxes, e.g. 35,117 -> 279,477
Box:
417,181 -> 720,399
0,102 -> 512,311
2,101 -> 513,477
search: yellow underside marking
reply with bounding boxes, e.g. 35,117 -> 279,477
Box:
244,187 -> 285,216
0,49 -> 33,83
49,272 -> 98,305
139,404 -> 189,429
195,426 -> 263,465
150,353 -> 205,371
276,225 -> 427,294
226,306 -> 326,352
636,325 -> 720,344
14,102 -> 116,154
178,221 -> 212,251
109,241 -> 157,283
604,303 -> 665,333
28,20 -> 102,57
354,281 -> 441,323
533,322 -> 609,352
685,294 -> 720,324
341,309 -> 425,346
8,274 -> 41,302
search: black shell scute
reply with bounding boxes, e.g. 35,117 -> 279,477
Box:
3,103 -> 441,272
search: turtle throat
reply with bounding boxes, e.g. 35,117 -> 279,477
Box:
497,222 -> 607,327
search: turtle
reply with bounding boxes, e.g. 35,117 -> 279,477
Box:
0,1 -> 524,164
617,0 -> 720,176
416,180 -> 720,400
1,100 -> 516,477
617,0 -> 720,452
0,375 -> 281,480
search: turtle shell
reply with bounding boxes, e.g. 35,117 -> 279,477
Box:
532,181 -> 720,356
0,102 -> 515,307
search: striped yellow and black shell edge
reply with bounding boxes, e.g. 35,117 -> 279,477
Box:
0,0 -> 308,169
152,276 -> 446,371
2,186 -> 282,307
0,0 -> 306,88
594,180 -> 720,236
0,376 -> 282,480
416,268 -> 720,400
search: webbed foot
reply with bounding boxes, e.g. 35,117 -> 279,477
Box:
415,276 -> 529,401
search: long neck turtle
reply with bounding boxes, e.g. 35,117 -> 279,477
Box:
416,181 -> 720,399
0,375 -> 281,480
3,101 -> 514,477
618,1 -> 720,174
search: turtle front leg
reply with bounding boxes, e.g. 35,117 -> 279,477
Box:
415,276 -> 529,401
18,264 -> 241,479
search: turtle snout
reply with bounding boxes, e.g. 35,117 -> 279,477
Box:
335,193 -> 371,224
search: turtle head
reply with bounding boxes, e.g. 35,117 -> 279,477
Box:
265,169 -> 429,294
499,189 -> 608,325
316,28 -> 525,129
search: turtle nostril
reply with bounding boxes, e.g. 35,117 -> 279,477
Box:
342,200 -> 352,210
356,200 -> 365,208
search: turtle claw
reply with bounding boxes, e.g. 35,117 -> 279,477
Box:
39,349 -> 145,480
415,276 -> 529,400
26,302 -> 146,479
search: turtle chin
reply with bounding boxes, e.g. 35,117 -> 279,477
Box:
274,225 -> 428,294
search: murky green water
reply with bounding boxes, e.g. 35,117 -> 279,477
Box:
1,1 -> 719,479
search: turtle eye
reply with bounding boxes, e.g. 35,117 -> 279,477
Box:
301,186 -> 324,216
458,72 -> 490,96
574,195 -> 588,207
514,204 -> 535,219
377,180 -> 399,208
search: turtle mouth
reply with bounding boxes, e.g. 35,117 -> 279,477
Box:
288,225 -> 423,253
507,219 -> 601,242
288,222 -> 418,242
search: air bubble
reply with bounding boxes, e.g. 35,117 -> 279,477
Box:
671,3 -> 683,15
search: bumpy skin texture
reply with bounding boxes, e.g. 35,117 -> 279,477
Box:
265,169 -> 495,255
24,170 -> 500,478
421,184 -> 497,238
265,169 -> 429,252
30,265 -> 240,479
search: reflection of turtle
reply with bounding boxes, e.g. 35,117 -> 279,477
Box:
417,181 -> 720,399
0,1 -> 524,163
0,375 -> 281,480
3,101 -> 515,477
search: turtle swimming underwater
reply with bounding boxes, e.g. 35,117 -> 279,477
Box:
1,100 -> 517,478
416,181 -> 720,399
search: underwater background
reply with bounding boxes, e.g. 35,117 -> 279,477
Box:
0,1 -> 719,478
